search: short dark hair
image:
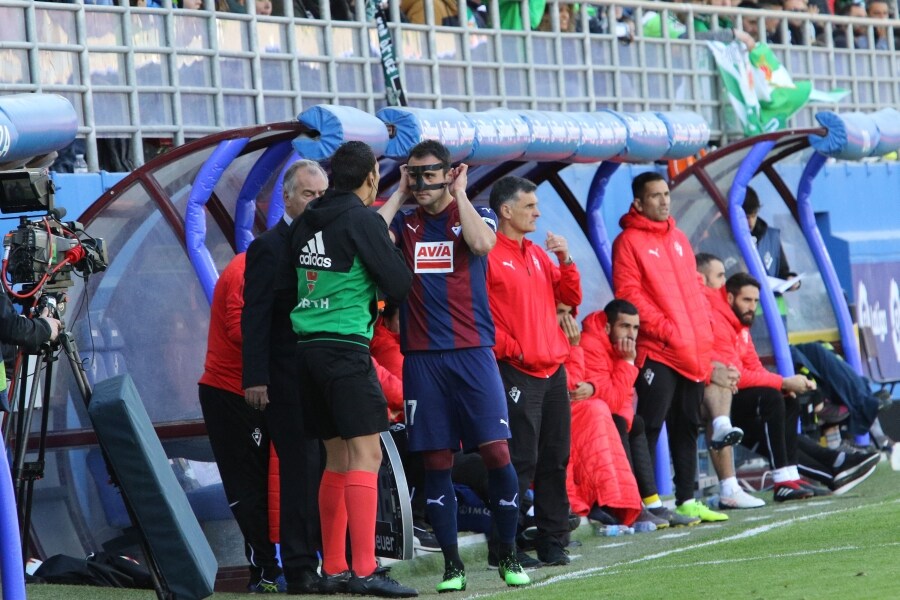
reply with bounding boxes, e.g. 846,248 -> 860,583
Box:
604,298 -> 638,325
489,176 -> 537,215
695,252 -> 722,271
757,0 -> 781,8
738,0 -> 759,8
632,172 -> 667,199
742,186 -> 760,214
408,139 -> 452,171
725,272 -> 761,296
330,141 -> 376,192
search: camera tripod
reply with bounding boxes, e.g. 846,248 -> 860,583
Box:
1,311 -> 173,600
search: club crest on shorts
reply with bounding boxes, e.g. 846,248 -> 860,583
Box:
508,386 -> 521,403
643,368 -> 655,386
251,427 -> 262,447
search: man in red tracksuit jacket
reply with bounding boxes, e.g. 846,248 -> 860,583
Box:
702,269 -> 819,503
198,253 -> 285,593
487,175 -> 581,566
612,172 -> 725,524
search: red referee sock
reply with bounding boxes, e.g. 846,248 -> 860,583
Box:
345,470 -> 379,577
318,470 -> 349,574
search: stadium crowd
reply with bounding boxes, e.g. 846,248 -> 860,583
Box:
198,137 -> 889,596
44,0 -> 899,50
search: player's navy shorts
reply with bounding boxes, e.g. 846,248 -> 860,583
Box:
297,344 -> 388,440
402,347 -> 510,453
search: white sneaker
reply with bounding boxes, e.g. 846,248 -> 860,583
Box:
719,488 -> 765,509
710,425 -> 744,449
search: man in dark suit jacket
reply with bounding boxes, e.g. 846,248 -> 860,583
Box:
242,159 -> 329,594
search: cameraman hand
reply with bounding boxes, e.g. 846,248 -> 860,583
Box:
39,308 -> 61,342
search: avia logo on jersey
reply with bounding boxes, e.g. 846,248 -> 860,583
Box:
298,231 -> 332,268
414,241 -> 454,273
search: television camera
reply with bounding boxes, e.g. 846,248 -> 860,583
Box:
0,167 -> 108,317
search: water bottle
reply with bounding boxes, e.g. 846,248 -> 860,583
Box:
596,524 -> 634,537
632,521 -> 657,533
73,153 -> 89,174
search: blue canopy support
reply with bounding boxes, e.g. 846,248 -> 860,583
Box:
730,141 -> 794,376
234,140 -> 293,253
185,137 -> 250,303
585,161 -> 622,283
795,152 -> 863,374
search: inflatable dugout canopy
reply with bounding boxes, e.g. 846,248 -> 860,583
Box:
0,93 -> 78,168
808,108 -> 900,160
292,104 -> 710,164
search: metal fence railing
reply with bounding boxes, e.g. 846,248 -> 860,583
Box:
1,0 -> 898,169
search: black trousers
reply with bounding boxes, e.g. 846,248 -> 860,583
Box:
198,384 -> 279,579
264,400 -> 323,580
499,362 -> 571,545
612,413 -> 658,499
634,359 -> 703,505
731,386 -> 799,469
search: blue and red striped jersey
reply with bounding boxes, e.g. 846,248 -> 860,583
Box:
390,201 -> 498,352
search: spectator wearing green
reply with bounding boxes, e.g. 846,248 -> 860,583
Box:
499,0 -> 547,30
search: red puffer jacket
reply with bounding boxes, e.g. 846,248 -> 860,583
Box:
612,206 -> 713,382
580,311 -> 639,429
563,342 -> 642,526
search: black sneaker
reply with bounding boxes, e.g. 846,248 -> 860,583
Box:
587,505 -> 619,525
318,569 -> 352,594
286,570 -> 326,594
536,539 -> 570,566
798,479 -> 832,497
832,455 -> 879,495
348,567 -> 418,598
833,450 -> 880,483
413,524 -> 441,552
773,481 -> 814,502
487,547 -> 542,570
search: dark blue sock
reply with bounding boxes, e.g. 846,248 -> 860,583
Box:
424,468 -> 459,552
488,463 -> 520,546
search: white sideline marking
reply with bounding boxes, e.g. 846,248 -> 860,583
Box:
742,515 -> 772,522
657,532 -> 692,539
580,542 -> 900,577
520,499 -> 900,598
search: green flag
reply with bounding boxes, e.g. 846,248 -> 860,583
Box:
708,41 -> 849,135
707,41 -> 763,136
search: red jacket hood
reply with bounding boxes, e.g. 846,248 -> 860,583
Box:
581,310 -> 610,342
578,309 -> 639,424
618,205 -> 677,235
